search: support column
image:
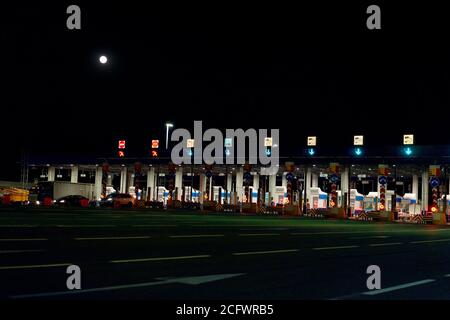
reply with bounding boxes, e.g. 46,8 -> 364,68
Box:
412,174 -> 419,197
128,172 -> 134,194
175,167 -> 183,201
306,167 -> 312,188
147,167 -> 155,201
209,176 -> 213,201
120,167 -> 127,193
421,170 -> 429,213
236,167 -> 244,203
282,172 -> 287,189
253,173 -> 259,203
94,167 -> 103,200
71,166 -> 78,183
269,172 -> 277,205
226,173 -> 233,204
47,166 -> 55,182
311,173 -> 319,188
199,174 -> 207,204
340,167 -> 349,192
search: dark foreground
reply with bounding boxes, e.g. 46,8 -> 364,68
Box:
1,206 -> 450,300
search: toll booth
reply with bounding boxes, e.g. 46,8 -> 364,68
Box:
183,186 -> 200,202
364,190 -> 395,211
308,187 -> 328,209
157,186 -> 169,203
106,186 -> 116,197
212,186 -> 231,204
274,186 -> 287,205
438,195 -> 450,215
350,189 -> 364,214
397,193 -> 419,215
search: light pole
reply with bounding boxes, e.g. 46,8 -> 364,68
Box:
165,122 -> 174,150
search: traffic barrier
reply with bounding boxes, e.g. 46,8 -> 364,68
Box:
43,196 -> 53,206
284,204 -> 300,216
242,203 -> 257,214
432,212 -> 447,225
304,209 -> 325,219
135,200 -> 146,208
2,194 -> 11,205
80,199 -> 89,207
411,214 -> 425,224
258,206 -> 278,215
357,212 -> 371,221
202,200 -> 217,211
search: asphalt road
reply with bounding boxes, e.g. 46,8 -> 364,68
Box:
1,206 -> 450,300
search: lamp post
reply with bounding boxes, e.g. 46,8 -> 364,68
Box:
165,122 -> 174,150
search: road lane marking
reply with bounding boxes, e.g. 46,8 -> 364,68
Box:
352,236 -> 391,239
0,238 -> 48,242
369,242 -> 403,247
363,279 -> 436,296
74,236 -> 151,241
11,273 -> 245,298
131,225 -> 177,227
0,263 -> 72,270
410,239 -> 450,244
313,245 -> 359,251
110,255 -> 211,264
292,231 -> 365,235
233,249 -> 299,256
0,225 -> 38,228
57,225 -> 116,227
0,249 -> 46,254
169,235 -> 224,238
238,233 -> 280,237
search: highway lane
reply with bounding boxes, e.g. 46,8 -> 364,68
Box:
2,208 -> 450,299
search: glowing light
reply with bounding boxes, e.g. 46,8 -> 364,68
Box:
308,148 -> 315,156
99,55 -> 108,64
431,206 -> 438,213
404,147 -> 413,156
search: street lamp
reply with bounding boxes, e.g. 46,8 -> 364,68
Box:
165,122 -> 174,150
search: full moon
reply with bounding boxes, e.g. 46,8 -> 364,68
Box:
99,55 -> 108,64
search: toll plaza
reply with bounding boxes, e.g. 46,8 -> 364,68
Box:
12,141 -> 449,226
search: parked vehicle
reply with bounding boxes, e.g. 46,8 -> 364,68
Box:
54,195 -> 89,207
100,193 -> 135,208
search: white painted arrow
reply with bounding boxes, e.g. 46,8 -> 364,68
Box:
10,273 -> 245,299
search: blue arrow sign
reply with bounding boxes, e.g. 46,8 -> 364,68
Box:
354,147 -> 362,156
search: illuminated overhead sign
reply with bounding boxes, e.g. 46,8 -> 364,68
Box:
353,135 -> 364,146
224,138 -> 232,148
118,140 -> 126,149
187,139 -> 195,148
151,150 -> 158,157
151,140 -> 159,149
403,134 -> 414,145
118,151 -> 125,157
307,136 -> 317,146
264,137 -> 273,147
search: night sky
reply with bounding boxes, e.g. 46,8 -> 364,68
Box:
1,2 -> 450,179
